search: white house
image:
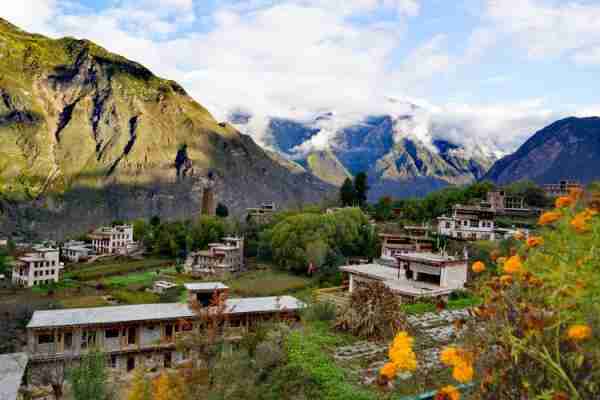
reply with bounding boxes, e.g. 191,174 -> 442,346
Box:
61,240 -> 95,263
437,205 -> 497,241
89,225 -> 135,255
12,246 -> 63,287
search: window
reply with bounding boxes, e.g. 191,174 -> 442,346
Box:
82,331 -> 96,349
110,355 -> 118,369
38,334 -> 55,344
106,328 -> 120,338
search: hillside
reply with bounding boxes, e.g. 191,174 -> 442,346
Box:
0,18 -> 333,239
483,117 -> 600,185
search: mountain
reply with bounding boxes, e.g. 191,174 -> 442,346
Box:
229,110 -> 496,200
483,117 -> 600,185
0,18 -> 333,239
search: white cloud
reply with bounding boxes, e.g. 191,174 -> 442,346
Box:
485,0 -> 600,63
0,0 -> 57,35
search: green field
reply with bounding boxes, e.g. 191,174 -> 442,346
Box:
225,269 -> 313,297
65,258 -> 173,281
102,267 -> 177,287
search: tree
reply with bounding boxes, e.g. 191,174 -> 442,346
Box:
339,178 -> 356,207
69,349 -> 108,400
132,219 -> 149,242
127,368 -> 152,400
215,202 -> 229,218
374,196 -> 393,221
153,371 -> 185,400
353,172 -> 369,207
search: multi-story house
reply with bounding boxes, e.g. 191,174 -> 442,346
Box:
61,241 -> 95,263
379,233 -> 434,261
184,237 -> 244,276
341,251 -> 468,300
437,205 -> 497,241
11,246 -> 63,287
543,180 -> 583,198
89,225 -> 134,255
25,284 -> 304,379
246,202 -> 276,224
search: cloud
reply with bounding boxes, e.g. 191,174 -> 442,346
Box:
0,0 -> 57,34
485,0 -> 600,63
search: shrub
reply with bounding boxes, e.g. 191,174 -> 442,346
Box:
302,302 -> 337,323
336,281 -> 406,339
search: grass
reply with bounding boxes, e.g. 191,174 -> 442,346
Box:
401,295 -> 482,315
60,295 -> 109,309
109,289 -> 159,305
102,267 -> 177,287
66,258 -> 173,281
225,269 -> 313,297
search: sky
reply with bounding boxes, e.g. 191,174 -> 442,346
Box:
2,0 -> 600,154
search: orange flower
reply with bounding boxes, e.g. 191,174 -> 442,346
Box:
471,261 -> 486,273
503,255 -> 523,274
526,236 -> 544,248
452,360 -> 474,383
584,208 -> 598,218
538,211 -> 562,225
379,362 -> 398,379
435,385 -> 460,400
555,196 -> 573,208
567,324 -> 592,341
496,257 -> 507,266
388,331 -> 417,372
570,213 -> 590,233
440,346 -> 460,366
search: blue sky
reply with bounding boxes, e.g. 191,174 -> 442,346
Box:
2,0 -> 600,152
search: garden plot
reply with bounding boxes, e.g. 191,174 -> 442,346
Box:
347,309 -> 473,386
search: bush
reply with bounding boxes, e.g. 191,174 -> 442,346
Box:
302,302 -> 337,323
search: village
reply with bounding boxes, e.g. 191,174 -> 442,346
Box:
0,179 -> 595,400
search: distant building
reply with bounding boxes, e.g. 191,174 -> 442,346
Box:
0,238 -> 8,247
11,246 -> 63,287
486,190 -> 526,211
247,202 -> 276,224
437,205 -> 496,241
24,284 -> 304,379
340,251 -> 468,300
543,180 -> 584,197
61,240 -> 95,263
89,225 -> 135,255
152,281 -> 178,294
201,186 -> 216,216
184,237 -> 244,276
379,233 -> 434,261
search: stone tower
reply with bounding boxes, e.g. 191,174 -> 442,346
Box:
200,172 -> 216,216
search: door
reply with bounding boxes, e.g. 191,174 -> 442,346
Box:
164,352 -> 172,368
128,327 -> 137,345
127,356 -> 135,372
165,324 -> 173,341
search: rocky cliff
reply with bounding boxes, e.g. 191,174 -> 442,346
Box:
0,18 -> 333,239
483,117 -> 600,185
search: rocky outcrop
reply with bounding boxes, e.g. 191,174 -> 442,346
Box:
483,117 -> 600,185
0,18 -> 333,239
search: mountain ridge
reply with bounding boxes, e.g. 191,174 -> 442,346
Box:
0,18 -> 334,239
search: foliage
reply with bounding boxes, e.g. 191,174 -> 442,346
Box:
463,191 -> 600,399
340,178 -> 357,207
159,285 -> 185,303
336,281 -> 406,339
153,371 -> 185,400
268,208 -> 377,274
503,179 -> 552,208
393,181 -> 495,223
302,301 -> 337,323
69,349 -> 108,400
354,172 -> 369,208
225,269 -> 312,297
287,327 -> 376,400
216,202 -> 229,218
0,247 -> 9,276
126,368 -> 152,400
374,196 -> 393,221
110,289 -> 159,304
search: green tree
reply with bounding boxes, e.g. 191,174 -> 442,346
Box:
132,219 -> 149,242
216,202 -> 229,218
353,172 -> 369,207
374,196 -> 393,221
69,349 -> 108,400
339,177 -> 356,207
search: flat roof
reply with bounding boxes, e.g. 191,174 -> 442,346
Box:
27,296 -> 305,329
340,264 -> 402,281
0,353 -> 28,400
184,282 -> 229,291
396,252 -> 466,266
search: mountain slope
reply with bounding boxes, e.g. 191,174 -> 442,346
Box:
483,117 -> 600,185
0,18 -> 333,239
230,111 -> 496,200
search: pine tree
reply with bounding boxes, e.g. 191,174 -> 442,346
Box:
339,177 -> 356,207
354,172 -> 369,207
216,202 -> 229,218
